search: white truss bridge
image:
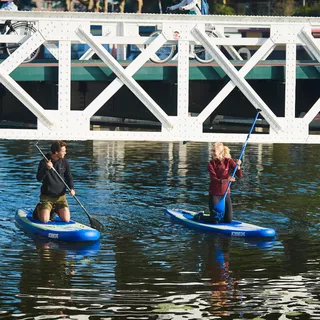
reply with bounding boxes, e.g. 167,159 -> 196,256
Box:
0,11 -> 320,143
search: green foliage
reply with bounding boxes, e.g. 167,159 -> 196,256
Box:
294,2 -> 320,16
294,5 -> 312,16
214,3 -> 235,15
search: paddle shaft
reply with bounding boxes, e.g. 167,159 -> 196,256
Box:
221,110 -> 261,202
34,143 -> 101,230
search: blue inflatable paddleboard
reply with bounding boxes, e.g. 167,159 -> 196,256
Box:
16,208 -> 100,242
165,208 -> 276,238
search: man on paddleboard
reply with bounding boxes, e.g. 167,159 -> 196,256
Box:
34,141 -> 75,223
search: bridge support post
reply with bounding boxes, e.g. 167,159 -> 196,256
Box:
177,39 -> 190,119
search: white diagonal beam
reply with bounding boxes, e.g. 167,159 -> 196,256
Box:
76,27 -> 173,130
198,38 -> 276,123
78,28 -> 168,116
303,98 -> 320,125
44,42 -> 59,60
298,28 -> 320,125
299,28 -> 320,62
0,31 -> 45,75
0,30 -> 53,128
79,36 -> 151,60
0,73 -> 54,128
214,28 -> 243,60
79,47 -> 95,60
192,27 -> 281,133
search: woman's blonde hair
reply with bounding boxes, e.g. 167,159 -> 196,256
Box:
213,142 -> 231,160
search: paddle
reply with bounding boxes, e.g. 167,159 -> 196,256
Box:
35,143 -> 104,232
214,109 -> 262,220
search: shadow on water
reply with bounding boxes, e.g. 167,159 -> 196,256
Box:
0,140 -> 319,319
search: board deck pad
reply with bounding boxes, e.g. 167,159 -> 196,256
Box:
16,208 -> 100,242
165,208 -> 276,238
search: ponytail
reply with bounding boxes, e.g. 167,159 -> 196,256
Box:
223,146 -> 231,158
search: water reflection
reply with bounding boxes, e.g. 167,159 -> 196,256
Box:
0,140 -> 319,319
15,238 -> 101,317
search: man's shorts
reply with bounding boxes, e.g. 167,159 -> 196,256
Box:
39,194 -> 69,212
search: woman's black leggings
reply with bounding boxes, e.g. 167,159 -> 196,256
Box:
209,194 -> 233,223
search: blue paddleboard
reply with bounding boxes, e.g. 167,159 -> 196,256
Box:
165,208 -> 276,238
16,208 -> 100,242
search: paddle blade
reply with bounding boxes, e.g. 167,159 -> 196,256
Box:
89,216 -> 104,232
214,199 -> 225,215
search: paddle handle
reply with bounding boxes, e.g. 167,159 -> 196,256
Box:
222,109 -> 261,201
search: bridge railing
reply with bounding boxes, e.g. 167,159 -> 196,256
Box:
0,11 -> 319,143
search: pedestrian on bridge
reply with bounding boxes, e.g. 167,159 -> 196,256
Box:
0,0 -> 19,10
167,0 -> 201,15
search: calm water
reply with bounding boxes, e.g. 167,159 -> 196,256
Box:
0,140 -> 319,319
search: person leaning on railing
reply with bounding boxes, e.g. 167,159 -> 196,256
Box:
0,0 -> 19,10
0,0 -> 18,35
167,0 -> 201,15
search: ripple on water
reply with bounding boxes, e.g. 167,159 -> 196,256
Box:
0,141 -> 319,319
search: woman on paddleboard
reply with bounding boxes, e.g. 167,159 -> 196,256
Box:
195,142 -> 242,223
34,141 -> 75,223
208,142 -> 242,223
